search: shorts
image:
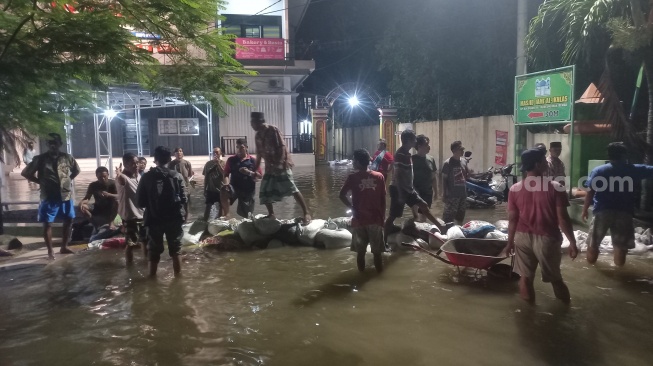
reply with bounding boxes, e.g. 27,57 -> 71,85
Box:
389,186 -> 426,218
443,197 -> 467,224
587,210 -> 635,250
38,199 -> 75,223
221,185 -> 255,218
124,219 -> 146,247
147,220 -> 184,261
205,190 -> 222,205
416,188 -> 433,207
514,232 -> 563,283
259,169 -> 299,205
351,225 -> 385,254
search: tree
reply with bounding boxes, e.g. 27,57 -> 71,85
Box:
0,0 -> 251,162
527,0 -> 653,153
526,0 -> 653,207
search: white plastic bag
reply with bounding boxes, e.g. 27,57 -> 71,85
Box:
484,230 -> 508,241
315,228 -> 352,249
446,226 -> 465,240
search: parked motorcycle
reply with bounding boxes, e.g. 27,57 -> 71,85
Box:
464,152 -> 517,208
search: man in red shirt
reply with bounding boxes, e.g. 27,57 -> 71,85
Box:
507,148 -> 578,303
340,149 -> 387,272
370,138 -> 394,181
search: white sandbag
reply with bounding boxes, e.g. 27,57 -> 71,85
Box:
88,239 -> 104,250
485,230 -> 508,241
297,219 -> 326,246
446,226 -> 465,240
182,231 -> 202,246
562,230 -> 588,251
328,217 -> 352,231
315,228 -> 352,249
253,215 -> 282,236
494,220 -> 509,233
237,219 -> 271,245
415,222 -> 439,233
428,232 -> 447,249
630,241 -> 649,255
208,219 -> 232,235
267,239 -> 285,249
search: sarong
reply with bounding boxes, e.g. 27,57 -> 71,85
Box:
259,169 -> 300,204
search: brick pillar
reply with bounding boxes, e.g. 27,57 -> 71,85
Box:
311,108 -> 329,165
378,108 -> 397,153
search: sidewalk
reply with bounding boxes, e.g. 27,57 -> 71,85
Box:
0,238 -> 87,272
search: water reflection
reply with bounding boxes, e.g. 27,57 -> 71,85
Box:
1,166 -> 653,365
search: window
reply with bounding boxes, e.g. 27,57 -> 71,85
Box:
222,14 -> 282,39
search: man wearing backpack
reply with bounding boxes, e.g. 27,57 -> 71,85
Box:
137,146 -> 188,277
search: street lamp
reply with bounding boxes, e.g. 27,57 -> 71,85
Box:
104,109 -> 118,119
348,96 -> 360,107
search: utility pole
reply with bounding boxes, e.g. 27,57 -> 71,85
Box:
516,0 -> 528,75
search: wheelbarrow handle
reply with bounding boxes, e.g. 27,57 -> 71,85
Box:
401,242 -> 452,265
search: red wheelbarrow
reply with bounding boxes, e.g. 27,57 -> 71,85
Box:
402,238 -> 516,278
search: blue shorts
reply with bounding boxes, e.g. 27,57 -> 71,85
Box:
38,199 -> 75,223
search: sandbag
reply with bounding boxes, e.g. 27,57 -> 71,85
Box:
200,234 -> 250,251
237,219 -> 271,246
267,239 -> 285,249
298,219 -> 326,246
328,217 -> 352,231
494,220 -> 509,233
273,222 -> 302,245
182,231 -> 202,246
253,215 -> 282,236
188,220 -> 208,235
208,219 -> 233,235
386,232 -> 420,252
314,228 -> 352,249
485,230 -> 508,241
446,226 -> 465,240
461,220 -> 496,238
101,237 -> 126,250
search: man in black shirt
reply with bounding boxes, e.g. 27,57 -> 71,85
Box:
80,166 -> 118,231
221,138 -> 261,218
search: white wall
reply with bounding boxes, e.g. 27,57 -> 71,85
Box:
222,0 -> 288,40
220,95 -> 291,145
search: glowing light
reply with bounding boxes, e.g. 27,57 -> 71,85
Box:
104,109 -> 118,119
348,96 -> 360,107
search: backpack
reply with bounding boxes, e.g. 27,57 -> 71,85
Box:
146,167 -> 184,222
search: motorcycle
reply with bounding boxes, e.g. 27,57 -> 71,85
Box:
463,151 -> 517,208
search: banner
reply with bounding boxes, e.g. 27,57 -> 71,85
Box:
236,38 -> 285,60
495,130 -> 508,165
515,66 -> 574,124
315,120 -> 327,162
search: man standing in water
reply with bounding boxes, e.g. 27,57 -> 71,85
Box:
547,141 -> 566,185
169,147 -> 194,221
507,148 -> 578,303
250,112 -> 311,223
221,138 -> 261,218
340,149 -> 386,272
116,153 -> 146,265
370,138 -> 394,182
582,142 -> 653,266
202,147 -> 228,220
411,135 -> 438,221
137,146 -> 187,277
441,141 -> 469,225
385,130 -> 443,236
22,133 -> 80,259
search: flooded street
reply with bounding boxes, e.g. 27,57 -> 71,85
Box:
2,165 -> 653,365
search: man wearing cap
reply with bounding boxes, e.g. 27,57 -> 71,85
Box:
250,112 -> 312,223
507,148 -> 578,303
22,133 -> 81,259
370,138 -> 394,182
582,142 -> 653,266
547,141 -> 566,184
441,140 -> 469,225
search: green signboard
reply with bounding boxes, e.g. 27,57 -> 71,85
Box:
515,66 -> 574,124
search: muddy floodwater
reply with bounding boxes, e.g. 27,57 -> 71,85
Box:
2,165 -> 653,365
